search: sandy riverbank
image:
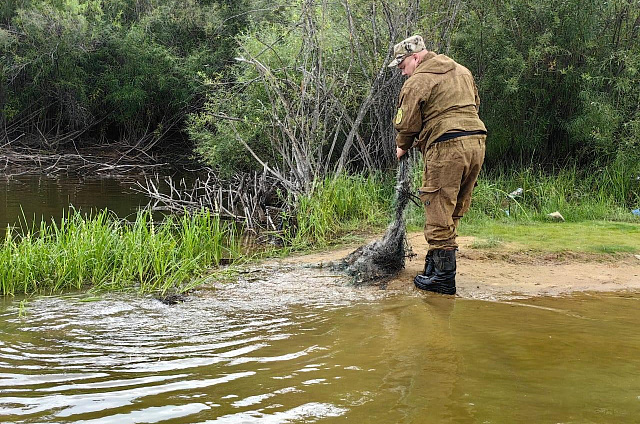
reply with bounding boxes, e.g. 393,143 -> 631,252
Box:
274,232 -> 640,300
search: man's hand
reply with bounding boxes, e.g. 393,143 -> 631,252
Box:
396,147 -> 407,159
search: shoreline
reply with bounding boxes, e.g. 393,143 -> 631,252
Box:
274,232 -> 640,300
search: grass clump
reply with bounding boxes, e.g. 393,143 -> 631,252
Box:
469,236 -> 504,250
466,163 -> 640,223
287,173 -> 393,249
0,209 -> 240,296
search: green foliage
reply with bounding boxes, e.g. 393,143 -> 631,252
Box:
187,0 -> 410,176
2,0 -> 640,184
188,54 -> 284,177
0,209 -> 240,296
1,0 -> 248,146
189,19 -> 323,175
453,0 -> 640,167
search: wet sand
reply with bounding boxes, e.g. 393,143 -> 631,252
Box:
275,232 -> 640,300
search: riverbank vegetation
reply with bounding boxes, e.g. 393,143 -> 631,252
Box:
0,210 -> 239,296
2,1 -> 640,294
277,160 -> 640,253
1,0 -> 248,156
5,1 -> 638,174
2,164 -> 638,295
177,0 -> 640,186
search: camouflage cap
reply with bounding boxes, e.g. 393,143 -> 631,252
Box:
388,35 -> 426,67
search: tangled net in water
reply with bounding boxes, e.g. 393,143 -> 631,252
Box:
331,158 -> 414,285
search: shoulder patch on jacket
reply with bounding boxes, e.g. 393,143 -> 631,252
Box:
394,107 -> 404,125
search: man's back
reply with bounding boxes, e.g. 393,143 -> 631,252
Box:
398,53 -> 486,151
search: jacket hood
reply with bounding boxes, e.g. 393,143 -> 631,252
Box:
414,53 -> 456,75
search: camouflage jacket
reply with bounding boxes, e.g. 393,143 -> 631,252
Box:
394,52 -> 486,152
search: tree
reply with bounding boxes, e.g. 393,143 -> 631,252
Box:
190,0 -> 466,193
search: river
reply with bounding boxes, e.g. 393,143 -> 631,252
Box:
0,174 -> 151,236
2,265 -> 640,423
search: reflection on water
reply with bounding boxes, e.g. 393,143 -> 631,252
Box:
1,273 -> 640,423
0,174 -> 152,234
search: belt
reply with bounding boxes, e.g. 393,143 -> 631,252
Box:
433,130 -> 487,144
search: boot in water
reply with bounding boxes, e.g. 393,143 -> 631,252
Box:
414,249 -> 456,295
421,250 -> 435,277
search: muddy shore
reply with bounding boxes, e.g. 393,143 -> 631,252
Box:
270,232 -> 640,300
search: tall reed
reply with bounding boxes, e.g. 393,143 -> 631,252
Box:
0,209 -> 239,296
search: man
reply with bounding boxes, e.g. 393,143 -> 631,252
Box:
389,35 -> 486,295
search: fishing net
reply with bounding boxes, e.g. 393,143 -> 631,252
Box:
331,157 -> 415,285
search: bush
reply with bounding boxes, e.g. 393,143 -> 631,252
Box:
1,0 -> 248,147
452,0 -> 640,167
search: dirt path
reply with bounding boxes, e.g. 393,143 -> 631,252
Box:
276,232 -> 640,300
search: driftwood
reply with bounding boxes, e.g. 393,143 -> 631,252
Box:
134,168 -> 294,233
0,147 -> 170,177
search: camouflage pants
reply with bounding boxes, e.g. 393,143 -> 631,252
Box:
419,135 -> 486,251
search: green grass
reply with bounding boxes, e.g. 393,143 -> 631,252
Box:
287,173 -> 394,249
465,163 -> 640,223
459,220 -> 640,254
469,236 -> 504,249
404,160 -> 640,253
287,163 -> 639,256
0,209 -> 240,296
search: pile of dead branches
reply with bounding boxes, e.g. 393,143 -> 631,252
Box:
135,168 -> 294,232
0,146 -> 170,177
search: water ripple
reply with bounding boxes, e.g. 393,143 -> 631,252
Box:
0,372 -> 256,418
0,268 -> 384,423
73,403 -> 212,424
203,402 -> 347,423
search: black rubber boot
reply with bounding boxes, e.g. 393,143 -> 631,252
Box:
422,251 -> 435,277
414,249 -> 456,295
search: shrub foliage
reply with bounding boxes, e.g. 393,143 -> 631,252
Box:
1,0 -> 639,186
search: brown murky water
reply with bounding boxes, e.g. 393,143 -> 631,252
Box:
0,175 -> 152,236
2,268 -> 640,423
